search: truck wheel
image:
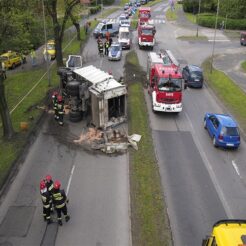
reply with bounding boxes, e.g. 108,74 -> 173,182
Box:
69,110 -> 82,122
66,81 -> 80,97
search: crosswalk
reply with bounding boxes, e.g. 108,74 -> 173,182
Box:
98,18 -> 166,24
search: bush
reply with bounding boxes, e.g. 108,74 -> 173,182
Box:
89,6 -> 101,14
198,13 -> 246,30
183,0 -> 216,14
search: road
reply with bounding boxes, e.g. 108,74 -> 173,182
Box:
135,2 -> 246,245
0,1 -> 246,246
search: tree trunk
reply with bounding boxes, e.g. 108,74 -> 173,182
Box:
69,13 -> 81,41
0,74 -> 15,139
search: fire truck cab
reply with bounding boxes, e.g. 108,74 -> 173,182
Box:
138,24 -> 156,49
138,7 -> 151,23
147,51 -> 185,113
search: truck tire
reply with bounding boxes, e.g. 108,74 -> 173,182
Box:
66,81 -> 80,97
57,67 -> 71,76
69,110 -> 82,122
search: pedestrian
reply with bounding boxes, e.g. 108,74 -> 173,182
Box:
109,37 -> 113,47
57,95 -> 65,126
40,180 -> 52,224
84,22 -> 89,35
52,91 -> 59,120
220,20 -> 225,30
104,40 -> 110,56
1,61 -> 6,80
30,49 -> 37,66
52,180 -> 70,226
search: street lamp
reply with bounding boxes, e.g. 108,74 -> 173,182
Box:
210,0 -> 220,73
196,0 -> 201,37
42,0 -> 51,87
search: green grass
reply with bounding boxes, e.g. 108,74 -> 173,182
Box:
165,3 -> 181,21
177,35 -> 207,41
241,61 -> 246,72
202,59 -> 246,133
185,12 -> 197,24
0,23 -> 93,188
126,51 -> 172,246
100,7 -> 119,18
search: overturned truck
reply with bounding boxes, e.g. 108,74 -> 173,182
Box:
58,64 -> 127,129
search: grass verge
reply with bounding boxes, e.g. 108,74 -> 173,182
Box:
185,12 -> 197,24
202,58 -> 246,133
0,23 -> 93,189
241,60 -> 246,72
125,51 -> 172,246
177,35 -> 207,41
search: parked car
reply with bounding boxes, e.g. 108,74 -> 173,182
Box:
93,21 -> 119,38
0,51 -> 22,69
124,3 -> 129,10
182,65 -> 204,88
108,42 -> 122,61
240,31 -> 246,46
204,113 -> 240,149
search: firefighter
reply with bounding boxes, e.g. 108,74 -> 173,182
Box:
104,40 -> 110,56
52,180 -> 70,226
40,180 -> 52,224
57,95 -> 65,126
52,91 -> 59,120
45,175 -> 54,212
98,39 -> 104,56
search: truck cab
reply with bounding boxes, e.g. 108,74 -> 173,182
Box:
138,24 -> 156,49
138,7 -> 151,23
202,220 -> 246,246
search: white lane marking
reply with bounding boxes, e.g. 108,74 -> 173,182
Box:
232,160 -> 240,177
66,164 -> 75,196
208,39 -> 230,42
184,112 -> 233,218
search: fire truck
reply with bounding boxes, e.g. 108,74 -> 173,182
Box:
138,23 -> 156,50
138,7 -> 151,23
147,50 -> 186,113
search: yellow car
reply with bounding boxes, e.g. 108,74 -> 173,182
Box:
43,39 -> 56,60
0,51 -> 22,69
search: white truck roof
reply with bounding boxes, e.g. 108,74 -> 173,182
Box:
119,26 -> 130,32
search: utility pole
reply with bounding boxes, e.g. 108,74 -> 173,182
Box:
210,0 -> 220,73
196,0 -> 201,37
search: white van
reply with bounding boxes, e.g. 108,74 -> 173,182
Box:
118,27 -> 131,49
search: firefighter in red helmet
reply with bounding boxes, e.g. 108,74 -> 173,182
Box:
45,175 -> 54,212
40,180 -> 52,224
57,95 -> 65,126
52,91 -> 59,120
52,180 -> 70,226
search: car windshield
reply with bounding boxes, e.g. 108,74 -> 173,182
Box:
119,16 -> 126,21
119,32 -> 129,39
111,46 -> 120,52
158,78 -> 182,92
191,71 -> 202,78
96,23 -> 104,30
141,29 -> 153,35
221,126 -> 239,136
121,20 -> 130,25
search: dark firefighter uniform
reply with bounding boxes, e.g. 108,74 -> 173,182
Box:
104,40 -> 110,56
57,95 -> 64,126
40,180 -> 52,224
52,92 -> 58,120
45,175 -> 54,212
98,41 -> 104,56
52,180 -> 70,226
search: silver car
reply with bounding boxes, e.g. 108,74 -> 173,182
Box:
108,43 -> 122,61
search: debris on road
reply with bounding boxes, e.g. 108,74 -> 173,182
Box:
73,127 -> 141,154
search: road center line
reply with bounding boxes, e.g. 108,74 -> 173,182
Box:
184,112 -> 233,218
66,164 -> 75,196
232,160 -> 240,177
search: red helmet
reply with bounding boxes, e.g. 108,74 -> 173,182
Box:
54,180 -> 61,190
52,91 -> 59,98
45,175 -> 52,182
40,180 -> 46,190
57,95 -> 63,102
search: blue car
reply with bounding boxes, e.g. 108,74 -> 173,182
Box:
204,113 -> 240,149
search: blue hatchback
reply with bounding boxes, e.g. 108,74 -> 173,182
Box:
204,113 -> 240,149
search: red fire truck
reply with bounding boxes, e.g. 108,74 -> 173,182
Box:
147,51 -> 186,113
138,7 -> 151,23
138,24 -> 156,49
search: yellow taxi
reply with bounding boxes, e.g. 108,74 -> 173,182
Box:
0,51 -> 22,69
43,39 -> 56,60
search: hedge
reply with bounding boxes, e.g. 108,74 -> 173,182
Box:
89,5 -> 101,14
197,13 -> 246,30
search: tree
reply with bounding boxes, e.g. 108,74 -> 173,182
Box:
0,68 -> 15,139
44,0 -> 81,67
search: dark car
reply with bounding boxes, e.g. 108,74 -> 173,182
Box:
204,113 -> 240,149
182,65 -> 204,88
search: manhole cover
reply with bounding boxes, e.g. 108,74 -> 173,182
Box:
0,206 -> 35,237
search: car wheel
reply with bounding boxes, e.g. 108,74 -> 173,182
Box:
203,119 -> 207,129
213,136 -> 218,148
69,110 -> 82,122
